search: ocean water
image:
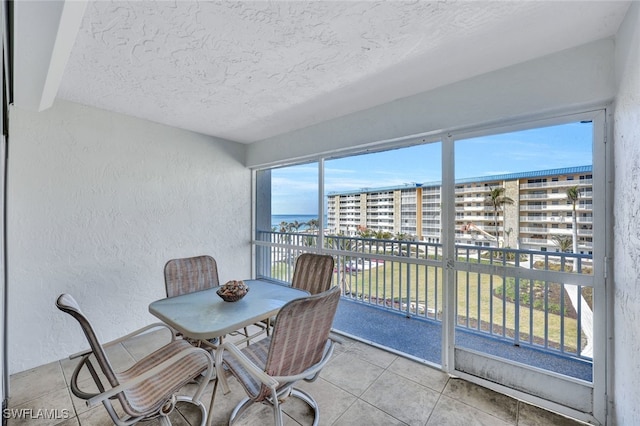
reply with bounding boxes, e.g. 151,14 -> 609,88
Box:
271,214 -> 319,230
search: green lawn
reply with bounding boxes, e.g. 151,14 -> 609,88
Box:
337,260 -> 582,352
270,258 -> 583,353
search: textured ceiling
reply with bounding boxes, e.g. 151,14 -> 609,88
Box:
57,1 -> 630,143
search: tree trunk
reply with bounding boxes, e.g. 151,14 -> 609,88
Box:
571,206 -> 578,271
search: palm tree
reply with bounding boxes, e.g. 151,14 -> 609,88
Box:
485,186 -> 515,246
395,232 -> 410,241
357,226 -> 374,238
290,220 -> 302,233
278,221 -> 290,245
374,230 -> 392,240
551,234 -> 573,253
306,218 -> 319,232
302,235 -> 315,247
566,185 -> 580,270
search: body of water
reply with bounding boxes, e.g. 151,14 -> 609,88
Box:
271,214 -> 319,230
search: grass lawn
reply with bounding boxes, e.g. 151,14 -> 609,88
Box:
337,260 -> 582,353
270,257 -> 585,353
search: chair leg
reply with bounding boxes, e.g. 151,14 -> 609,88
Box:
227,388 -> 318,426
208,378 -> 219,426
228,396 -> 253,425
273,398 -> 284,426
291,388 -> 320,426
176,396 -> 208,426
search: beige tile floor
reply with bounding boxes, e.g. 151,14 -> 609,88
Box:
8,326 -> 588,426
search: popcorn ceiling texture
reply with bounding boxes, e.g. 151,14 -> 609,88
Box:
56,1 -> 626,143
7,100 -> 250,373
57,0 -> 498,141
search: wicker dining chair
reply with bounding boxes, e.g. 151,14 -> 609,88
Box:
163,255 -> 220,298
264,253 -> 335,336
213,285 -> 341,426
56,294 -> 213,426
164,255 -> 254,346
291,253 -> 335,294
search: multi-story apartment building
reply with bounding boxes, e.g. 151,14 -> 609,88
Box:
327,165 -> 593,254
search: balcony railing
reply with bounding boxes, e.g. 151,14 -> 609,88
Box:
520,179 -> 592,189
255,230 -> 594,363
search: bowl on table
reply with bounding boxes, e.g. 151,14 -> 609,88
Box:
217,280 -> 249,302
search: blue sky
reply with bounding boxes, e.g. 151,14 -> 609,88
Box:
272,122 -> 593,215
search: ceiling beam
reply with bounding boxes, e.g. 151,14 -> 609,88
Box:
12,0 -> 87,111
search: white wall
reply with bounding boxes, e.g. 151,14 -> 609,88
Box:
612,2 -> 640,424
7,100 -> 251,373
247,38 -> 615,168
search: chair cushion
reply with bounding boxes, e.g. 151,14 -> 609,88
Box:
116,339 -> 209,416
223,338 -> 271,399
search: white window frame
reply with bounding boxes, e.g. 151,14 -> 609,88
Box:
252,107 -> 611,424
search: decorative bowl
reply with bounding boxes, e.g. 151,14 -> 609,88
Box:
217,280 -> 249,302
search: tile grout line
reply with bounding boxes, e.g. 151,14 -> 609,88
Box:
423,380 -> 448,426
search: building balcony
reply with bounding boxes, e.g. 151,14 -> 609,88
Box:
519,179 -> 592,190
520,226 -> 551,233
520,237 -> 593,250
520,204 -> 573,212
520,192 -> 593,201
521,215 -> 567,223
455,214 -> 495,222
455,186 -> 492,195
520,193 -> 562,200
520,228 -> 593,238
455,205 -> 493,212
456,196 -> 486,203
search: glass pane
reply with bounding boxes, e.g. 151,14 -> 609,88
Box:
324,143 -> 444,347
255,163 -> 319,282
325,143 -> 442,239
455,122 -> 593,259
454,121 -> 595,380
271,162 -> 319,231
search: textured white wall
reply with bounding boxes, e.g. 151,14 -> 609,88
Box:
612,3 -> 640,424
7,100 -> 250,373
247,39 -> 615,168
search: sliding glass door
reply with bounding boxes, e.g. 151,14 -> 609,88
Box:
253,109 -> 609,424
449,112 -> 607,423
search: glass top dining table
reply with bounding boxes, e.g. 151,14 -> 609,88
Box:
148,279 -> 309,341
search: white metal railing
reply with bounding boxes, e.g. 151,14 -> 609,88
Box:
520,238 -> 593,250
519,227 -> 594,237
520,237 -> 549,244
520,179 -> 592,189
520,204 -> 574,211
458,196 -> 485,203
521,227 -> 550,233
255,230 -> 594,362
456,206 -> 492,212
520,216 -> 572,223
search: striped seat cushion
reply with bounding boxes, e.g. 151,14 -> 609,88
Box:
223,338 -> 271,399
116,339 -> 209,416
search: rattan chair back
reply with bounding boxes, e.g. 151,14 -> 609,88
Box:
291,253 -> 334,295
164,255 -> 219,297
